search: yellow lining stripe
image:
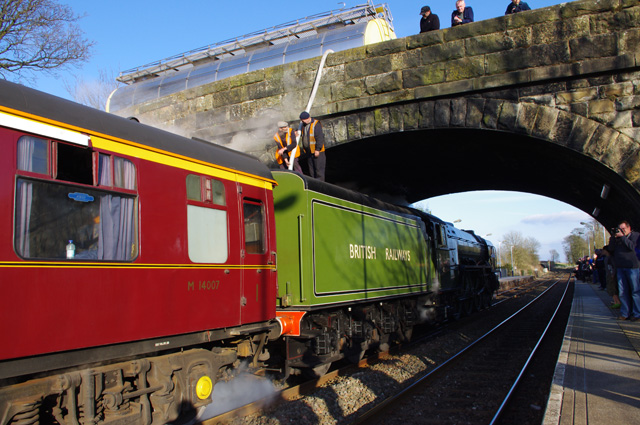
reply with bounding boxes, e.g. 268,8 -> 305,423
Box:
0,261 -> 275,270
91,136 -> 269,189
0,106 -> 276,190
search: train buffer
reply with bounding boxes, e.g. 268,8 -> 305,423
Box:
543,278 -> 640,424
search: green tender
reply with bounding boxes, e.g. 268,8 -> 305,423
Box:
273,171 -> 433,309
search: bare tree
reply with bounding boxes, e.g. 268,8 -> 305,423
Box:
0,0 -> 93,80
500,230 -> 541,273
563,228 -> 587,263
65,68 -> 122,110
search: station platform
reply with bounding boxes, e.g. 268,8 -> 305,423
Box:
498,275 -> 534,289
543,278 -> 640,424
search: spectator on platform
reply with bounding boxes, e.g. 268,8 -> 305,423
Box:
505,0 -> 531,15
296,111 -> 326,181
605,221 -> 640,321
273,121 -> 302,173
595,249 -> 606,290
419,6 -> 440,33
576,256 -> 591,282
601,248 -> 621,309
451,0 -> 474,26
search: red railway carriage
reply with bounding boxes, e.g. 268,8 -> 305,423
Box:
0,80 -> 278,424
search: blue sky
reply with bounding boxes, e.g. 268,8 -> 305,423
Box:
26,0 -> 587,261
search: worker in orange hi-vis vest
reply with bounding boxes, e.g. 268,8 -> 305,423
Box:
296,111 -> 326,181
274,121 -> 302,173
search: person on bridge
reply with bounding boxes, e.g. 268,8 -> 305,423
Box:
505,0 -> 531,14
605,220 -> 640,321
273,121 -> 301,172
451,0 -> 474,26
296,111 -> 326,181
419,6 -> 440,33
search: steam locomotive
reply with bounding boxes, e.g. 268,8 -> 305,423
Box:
0,80 -> 497,424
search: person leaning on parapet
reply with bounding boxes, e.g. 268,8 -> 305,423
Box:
273,121 -> 302,173
605,220 -> 640,321
296,111 -> 326,181
419,5 -> 440,33
505,0 -> 531,15
451,0 -> 474,26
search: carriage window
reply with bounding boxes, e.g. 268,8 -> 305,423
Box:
98,153 -> 113,186
186,174 -> 226,205
114,157 -> 136,190
17,136 -> 48,175
14,178 -> 138,261
186,175 -> 201,201
57,143 -> 93,185
244,201 -> 265,254
187,205 -> 228,263
211,179 -> 225,206
186,174 -> 228,263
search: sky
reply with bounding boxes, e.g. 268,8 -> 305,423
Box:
22,0 -> 590,262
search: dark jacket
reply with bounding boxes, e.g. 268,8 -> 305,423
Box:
420,13 -> 440,33
505,2 -> 531,14
451,7 -> 474,26
299,118 -> 325,155
606,231 -> 640,269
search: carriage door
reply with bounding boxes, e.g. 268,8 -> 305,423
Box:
240,185 -> 272,324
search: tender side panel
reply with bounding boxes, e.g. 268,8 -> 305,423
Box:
272,172 -> 429,309
311,200 -> 428,300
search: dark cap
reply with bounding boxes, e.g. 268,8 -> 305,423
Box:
299,111 -> 310,120
420,6 -> 430,14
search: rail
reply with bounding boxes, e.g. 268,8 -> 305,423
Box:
352,276 -> 571,424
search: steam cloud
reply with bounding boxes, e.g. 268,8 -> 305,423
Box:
198,371 -> 277,421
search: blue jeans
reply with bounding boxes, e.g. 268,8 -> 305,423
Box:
616,268 -> 640,318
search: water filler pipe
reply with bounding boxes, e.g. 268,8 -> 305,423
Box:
288,49 -> 334,170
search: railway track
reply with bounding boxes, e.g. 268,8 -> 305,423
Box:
353,276 -> 573,425
197,275 -> 571,424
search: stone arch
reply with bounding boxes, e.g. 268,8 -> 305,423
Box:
323,98 -> 640,229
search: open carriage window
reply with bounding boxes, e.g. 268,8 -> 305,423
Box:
15,137 -> 139,261
56,142 -> 93,185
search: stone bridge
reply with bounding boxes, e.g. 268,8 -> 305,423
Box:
113,0 -> 640,229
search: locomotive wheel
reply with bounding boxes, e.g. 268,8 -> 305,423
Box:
463,297 -> 474,316
475,276 -> 485,310
346,348 -> 366,364
402,326 -> 413,342
481,286 -> 494,309
345,341 -> 367,363
451,299 -> 463,320
462,274 -> 476,316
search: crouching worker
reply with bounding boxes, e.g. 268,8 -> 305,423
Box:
274,121 -> 301,172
